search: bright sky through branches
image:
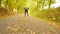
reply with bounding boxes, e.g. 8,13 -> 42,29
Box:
55,0 -> 60,2
51,0 -> 60,8
44,0 -> 60,9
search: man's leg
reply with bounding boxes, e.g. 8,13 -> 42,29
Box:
25,11 -> 26,16
27,11 -> 28,16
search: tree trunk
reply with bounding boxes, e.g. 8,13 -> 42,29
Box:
49,0 -> 51,8
17,7 -> 20,13
37,0 -> 39,11
0,0 -> 1,7
5,0 -> 8,9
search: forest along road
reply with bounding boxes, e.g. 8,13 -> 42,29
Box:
0,14 -> 60,34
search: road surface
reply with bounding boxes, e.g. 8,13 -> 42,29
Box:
0,14 -> 60,34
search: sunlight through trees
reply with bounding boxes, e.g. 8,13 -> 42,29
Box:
0,0 -> 60,23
